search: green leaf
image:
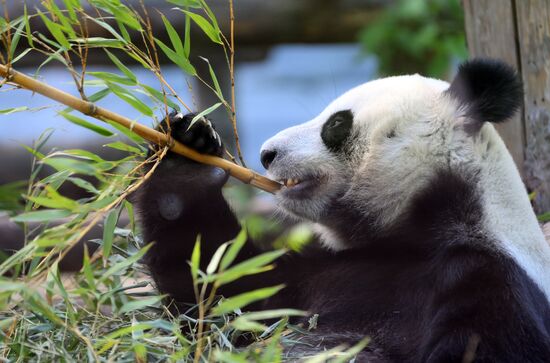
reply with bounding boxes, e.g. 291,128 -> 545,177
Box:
189,102 -> 222,128
215,249 -> 286,285
104,50 -> 137,83
62,0 -> 80,22
85,15 -> 126,43
42,157 -> 98,175
105,121 -> 145,144
24,5 -> 33,47
182,10 -> 222,44
184,11 -> 191,57
100,244 -> 152,282
103,206 -> 120,259
206,242 -> 228,274
59,111 -> 114,137
37,10 -> 71,49
237,308 -> 306,321
87,87 -> 111,102
119,296 -> 163,314
72,37 -> 125,48
154,38 -> 196,75
140,84 -> 180,111
67,177 -> 100,194
104,141 -> 143,154
199,56 -> 223,99
167,0 -> 201,7
88,71 -> 136,86
11,209 -> 72,222
9,20 -> 25,60
220,228 -> 247,271
0,107 -> 29,115
161,14 -> 184,57
211,285 -> 284,315
11,48 -> 33,64
27,186 -> 79,211
231,317 -> 267,332
82,245 -> 96,289
190,236 -> 201,281
90,0 -> 142,31
108,83 -> 153,116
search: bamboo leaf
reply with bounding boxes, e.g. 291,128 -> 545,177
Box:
37,10 -> 71,49
167,0 -> 201,7
211,285 -> 285,315
161,14 -> 184,57
42,157 -> 98,175
216,249 -> 286,285
107,83 -> 153,116
85,15 -> 127,43
90,0 -> 142,31
100,244 -> 152,282
59,111 -> 114,137
72,37 -> 125,48
191,237 -> 201,281
67,177 -> 100,194
190,102 -> 222,128
181,10 -> 222,44
88,71 -> 137,86
199,56 -> 223,99
140,84 -> 180,111
206,242 -> 228,274
82,246 -> 96,289
11,209 -> 72,222
9,20 -> 25,60
154,38 -> 196,75
105,50 -> 137,83
103,206 -> 121,260
220,228 -> 247,271
0,107 -> 29,114
119,296 -> 163,314
11,48 -> 33,64
24,5 -> 33,47
104,141 -> 143,154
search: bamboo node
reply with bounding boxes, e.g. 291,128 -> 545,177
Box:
166,135 -> 175,148
85,102 -> 98,116
4,65 -> 14,82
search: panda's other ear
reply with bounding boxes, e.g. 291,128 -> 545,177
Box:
447,58 -> 523,127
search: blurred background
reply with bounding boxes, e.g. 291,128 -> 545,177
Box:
0,0 -> 466,187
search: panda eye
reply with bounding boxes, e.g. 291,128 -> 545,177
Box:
321,110 -> 354,151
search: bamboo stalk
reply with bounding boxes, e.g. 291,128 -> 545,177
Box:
0,64 -> 282,194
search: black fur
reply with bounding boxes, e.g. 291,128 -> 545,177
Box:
321,109 -> 354,151
137,113 -> 550,362
447,58 -> 523,128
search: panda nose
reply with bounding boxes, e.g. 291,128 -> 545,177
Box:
260,149 -> 277,170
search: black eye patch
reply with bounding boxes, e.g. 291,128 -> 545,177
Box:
321,110 -> 354,151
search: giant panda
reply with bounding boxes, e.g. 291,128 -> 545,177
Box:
136,58 -> 550,362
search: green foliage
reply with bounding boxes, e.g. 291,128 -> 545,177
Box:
358,0 -> 468,78
0,1 -> 368,361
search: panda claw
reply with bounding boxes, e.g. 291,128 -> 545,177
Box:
160,112 -> 223,157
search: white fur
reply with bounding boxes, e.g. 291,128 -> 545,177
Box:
261,74 -> 550,298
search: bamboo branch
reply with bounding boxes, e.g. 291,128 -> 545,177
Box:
0,64 -> 282,194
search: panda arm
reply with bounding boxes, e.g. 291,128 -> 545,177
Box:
420,243 -> 550,362
136,113 -> 286,306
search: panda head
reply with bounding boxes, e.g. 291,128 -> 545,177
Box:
260,58 -> 527,249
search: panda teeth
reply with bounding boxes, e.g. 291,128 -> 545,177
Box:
285,178 -> 301,187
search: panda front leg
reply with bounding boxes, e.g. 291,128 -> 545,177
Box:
136,112 -> 259,307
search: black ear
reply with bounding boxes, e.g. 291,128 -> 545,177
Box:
447,58 -> 523,127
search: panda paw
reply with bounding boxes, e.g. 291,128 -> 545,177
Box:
165,111 -> 224,157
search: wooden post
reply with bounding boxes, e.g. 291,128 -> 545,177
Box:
463,0 -> 550,213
